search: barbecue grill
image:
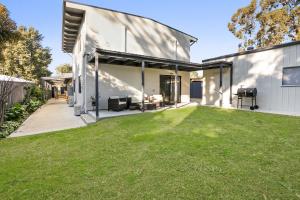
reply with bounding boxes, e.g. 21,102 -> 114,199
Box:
236,88 -> 259,110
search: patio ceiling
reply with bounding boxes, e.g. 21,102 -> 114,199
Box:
88,48 -> 232,72
62,2 -> 85,53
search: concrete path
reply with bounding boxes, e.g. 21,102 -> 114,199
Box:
10,99 -> 86,138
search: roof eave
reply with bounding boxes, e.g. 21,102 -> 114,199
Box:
62,0 -> 85,53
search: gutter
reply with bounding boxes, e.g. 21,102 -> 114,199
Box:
190,39 -> 197,46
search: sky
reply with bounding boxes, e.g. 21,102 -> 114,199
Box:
2,0 -> 250,73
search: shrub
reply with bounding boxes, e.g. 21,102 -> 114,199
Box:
26,99 -> 42,113
0,121 -> 20,138
24,85 -> 45,103
0,85 -> 47,138
5,103 -> 27,121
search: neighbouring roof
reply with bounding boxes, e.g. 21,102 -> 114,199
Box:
0,75 -> 34,84
62,0 -> 198,53
42,73 -> 73,81
88,49 -> 232,72
203,41 -> 300,63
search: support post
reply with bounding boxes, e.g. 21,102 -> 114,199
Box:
219,64 -> 223,107
229,65 -> 233,105
95,53 -> 99,119
174,65 -> 178,108
83,54 -> 87,113
141,60 -> 145,112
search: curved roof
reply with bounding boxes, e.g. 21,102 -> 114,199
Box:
0,75 -> 33,84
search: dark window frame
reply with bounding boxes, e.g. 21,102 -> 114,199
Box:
73,79 -> 76,92
282,66 -> 300,87
78,75 -> 82,94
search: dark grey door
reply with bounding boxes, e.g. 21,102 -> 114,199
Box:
190,81 -> 202,98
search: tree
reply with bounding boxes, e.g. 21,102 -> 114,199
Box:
0,4 -> 52,126
228,0 -> 300,50
0,3 -> 18,65
190,71 -> 200,79
56,64 -> 72,74
1,26 -> 52,83
0,3 -> 17,43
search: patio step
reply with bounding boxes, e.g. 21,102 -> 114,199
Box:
80,113 -> 96,124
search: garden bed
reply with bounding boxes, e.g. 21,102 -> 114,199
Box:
0,86 -> 49,138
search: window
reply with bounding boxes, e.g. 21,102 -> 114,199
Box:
282,66 -> 300,86
73,79 -> 76,92
78,76 -> 82,93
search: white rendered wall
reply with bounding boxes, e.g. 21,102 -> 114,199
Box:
71,12 -> 87,111
84,64 -> 190,110
63,1 -> 193,62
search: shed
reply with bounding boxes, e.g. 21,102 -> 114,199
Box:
0,75 -> 34,106
201,41 -> 300,116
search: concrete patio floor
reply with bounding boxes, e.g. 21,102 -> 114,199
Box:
10,98 -> 86,138
87,102 -> 199,121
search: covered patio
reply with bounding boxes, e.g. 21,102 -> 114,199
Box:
88,48 -> 233,120
41,73 -> 73,99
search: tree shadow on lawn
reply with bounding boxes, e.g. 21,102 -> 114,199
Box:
1,106 -> 299,199
104,106 -> 300,199
122,106 -> 296,142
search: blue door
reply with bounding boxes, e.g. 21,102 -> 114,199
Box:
190,81 -> 202,98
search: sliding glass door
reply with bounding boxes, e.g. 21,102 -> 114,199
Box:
160,75 -> 181,105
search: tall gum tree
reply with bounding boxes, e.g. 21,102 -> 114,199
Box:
0,3 -> 16,43
228,0 -> 300,50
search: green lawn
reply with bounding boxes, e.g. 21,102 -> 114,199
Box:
1,106 -> 300,199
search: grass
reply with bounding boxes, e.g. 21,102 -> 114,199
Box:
1,106 -> 300,199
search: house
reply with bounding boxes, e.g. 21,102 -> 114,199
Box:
0,75 -> 33,106
63,0 -> 299,118
201,41 -> 300,116
62,0 -> 212,119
